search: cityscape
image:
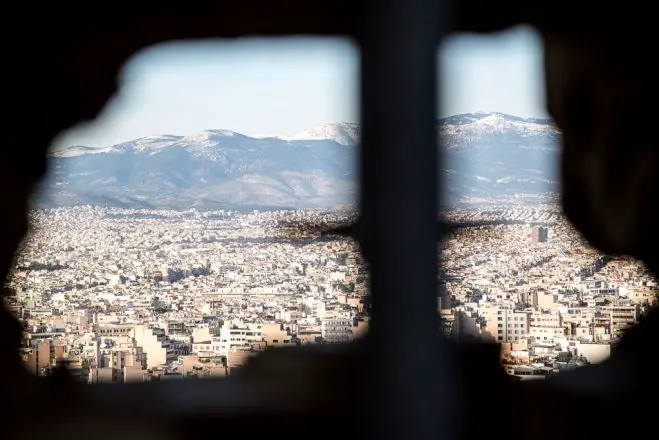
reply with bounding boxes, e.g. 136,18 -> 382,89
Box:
18,23 -> 653,440
5,200 -> 656,382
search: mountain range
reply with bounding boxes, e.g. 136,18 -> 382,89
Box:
39,112 -> 561,210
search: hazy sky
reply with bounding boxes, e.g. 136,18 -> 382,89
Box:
51,25 -> 546,151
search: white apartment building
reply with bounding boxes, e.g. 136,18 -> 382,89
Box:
485,306 -> 529,343
321,318 -> 352,343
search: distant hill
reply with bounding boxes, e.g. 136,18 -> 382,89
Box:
40,112 -> 560,210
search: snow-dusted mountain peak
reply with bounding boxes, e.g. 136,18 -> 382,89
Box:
286,122 -> 360,146
135,134 -> 181,142
183,129 -> 242,143
51,145 -> 113,158
130,134 -> 183,151
438,112 -> 560,140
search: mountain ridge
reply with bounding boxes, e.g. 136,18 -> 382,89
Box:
42,112 -> 561,210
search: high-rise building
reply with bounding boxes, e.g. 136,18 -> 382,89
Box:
531,226 -> 549,243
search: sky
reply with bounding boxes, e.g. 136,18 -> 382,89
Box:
51,25 -> 546,151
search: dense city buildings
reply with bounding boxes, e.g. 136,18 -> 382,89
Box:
4,204 -> 656,382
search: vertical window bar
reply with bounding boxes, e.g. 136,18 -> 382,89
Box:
359,1 -> 453,439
